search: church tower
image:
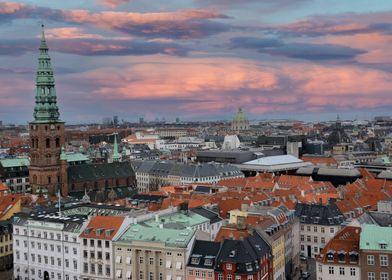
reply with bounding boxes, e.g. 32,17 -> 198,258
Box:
29,25 -> 67,196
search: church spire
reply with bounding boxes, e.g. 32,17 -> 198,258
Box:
112,133 -> 120,162
33,24 -> 61,123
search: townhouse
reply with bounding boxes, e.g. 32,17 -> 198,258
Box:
359,224 -> 392,280
79,215 -> 128,280
295,202 -> 345,258
316,226 -> 361,280
0,220 -> 12,271
215,231 -> 272,280
187,240 -> 220,280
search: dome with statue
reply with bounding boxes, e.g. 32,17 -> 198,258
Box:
231,107 -> 250,131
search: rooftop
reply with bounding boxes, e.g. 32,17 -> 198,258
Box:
360,224 -> 392,251
117,223 -> 195,247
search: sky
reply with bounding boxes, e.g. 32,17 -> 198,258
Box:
0,0 -> 391,124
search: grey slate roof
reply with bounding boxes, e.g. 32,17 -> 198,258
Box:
188,240 -> 221,269
295,203 -> 345,225
368,212 -> 392,227
191,207 -> 222,224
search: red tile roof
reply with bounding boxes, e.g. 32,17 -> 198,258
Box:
79,216 -> 125,240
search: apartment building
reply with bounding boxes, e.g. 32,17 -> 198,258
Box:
114,223 -> 196,280
187,240 -> 221,280
316,226 -> 361,280
13,213 -> 86,280
0,220 -> 12,271
359,224 -> 392,280
295,203 -> 345,258
79,215 -> 127,280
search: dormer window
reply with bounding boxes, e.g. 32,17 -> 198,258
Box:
338,251 -> 346,262
378,241 -> 387,249
105,228 -> 114,237
84,227 -> 93,235
96,228 -> 104,237
191,258 -> 200,265
229,250 -> 236,258
246,263 -> 253,271
204,258 -> 213,266
327,250 -> 335,262
226,263 -> 232,270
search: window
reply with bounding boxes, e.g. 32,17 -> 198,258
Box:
307,236 -> 311,242
301,225 -> 304,231
226,263 -> 232,270
218,274 -> 223,280
318,264 -> 322,273
83,239 -> 87,246
339,267 -> 345,275
380,255 -> 388,266
301,235 -> 304,242
321,227 -> 325,233
227,275 -> 232,280
105,241 -> 110,248
98,264 -> 102,275
330,228 -> 335,234
90,239 -> 94,247
314,226 -> 318,232
106,266 -> 110,276
90,263 -> 95,274
329,267 -> 334,275
139,271 -> 144,280
98,252 -> 102,259
321,237 -> 325,244
149,272 -> 154,280
350,268 -> 356,276
314,236 -> 318,243
368,272 -> 375,280
139,256 -> 144,264
149,258 -> 154,265
367,255 -> 375,265
380,272 -> 389,280
189,270 -> 193,276
83,263 -> 88,273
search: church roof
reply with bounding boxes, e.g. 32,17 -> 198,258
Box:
68,162 -> 135,183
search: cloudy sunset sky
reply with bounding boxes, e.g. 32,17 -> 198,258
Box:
0,0 -> 391,123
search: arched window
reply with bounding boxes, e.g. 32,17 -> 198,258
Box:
46,138 -> 50,148
31,139 -> 34,148
55,138 -> 60,148
116,179 -> 119,187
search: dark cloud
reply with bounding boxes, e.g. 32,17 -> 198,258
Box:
0,2 -> 231,39
261,43 -> 366,60
229,37 -> 283,48
229,36 -> 366,60
0,38 -> 189,57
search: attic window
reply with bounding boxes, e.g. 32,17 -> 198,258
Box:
314,217 -> 320,224
379,241 -> 387,249
84,227 -> 93,235
105,228 -> 114,237
328,218 -> 333,225
204,259 -> 213,266
96,228 -> 104,236
190,258 -> 200,265
300,216 -> 307,222
246,263 -> 253,271
229,250 -> 236,258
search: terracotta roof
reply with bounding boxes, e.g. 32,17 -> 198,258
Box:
316,226 -> 360,264
215,226 -> 251,242
301,156 -> 337,166
0,194 -> 21,219
79,216 -> 125,240
0,182 -> 9,192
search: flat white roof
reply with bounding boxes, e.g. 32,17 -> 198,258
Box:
243,155 -> 303,166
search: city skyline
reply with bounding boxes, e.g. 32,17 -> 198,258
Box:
0,0 -> 392,123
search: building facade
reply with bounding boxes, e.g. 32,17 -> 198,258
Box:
295,203 -> 345,258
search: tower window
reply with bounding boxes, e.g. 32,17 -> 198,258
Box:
56,138 -> 60,148
48,176 -> 51,184
46,138 -> 50,148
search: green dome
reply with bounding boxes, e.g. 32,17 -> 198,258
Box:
233,108 -> 248,122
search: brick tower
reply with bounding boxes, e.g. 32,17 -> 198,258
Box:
29,25 -> 67,196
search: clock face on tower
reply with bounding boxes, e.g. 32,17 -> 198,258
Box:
50,124 -> 55,130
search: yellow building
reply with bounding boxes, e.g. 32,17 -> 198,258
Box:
0,221 -> 13,270
0,195 -> 21,221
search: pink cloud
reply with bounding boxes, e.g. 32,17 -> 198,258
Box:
97,0 -> 128,8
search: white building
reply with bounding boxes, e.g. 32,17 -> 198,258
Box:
295,203 -> 345,258
13,213 -> 86,280
79,215 -> 128,280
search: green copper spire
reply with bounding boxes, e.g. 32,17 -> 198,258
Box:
33,24 -> 61,123
112,133 -> 120,162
